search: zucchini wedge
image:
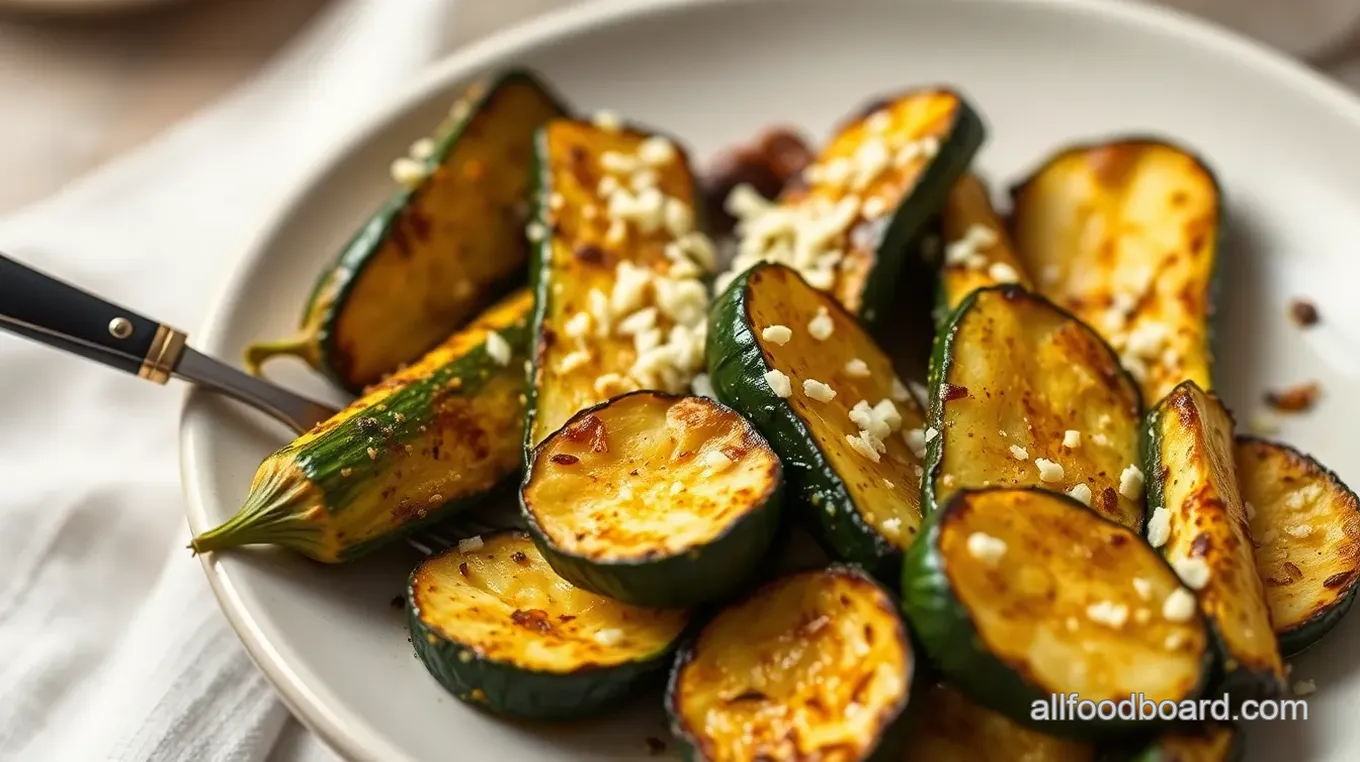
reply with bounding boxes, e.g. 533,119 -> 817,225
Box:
526,118 -> 713,450
901,682 -> 1097,762
1010,139 -> 1221,403
408,530 -> 689,719
521,391 -> 783,608
707,262 -> 928,578
1235,437 -> 1360,656
1127,724 -> 1241,762
666,566 -> 913,761
902,487 -> 1213,740
938,173 -> 1033,313
246,69 -> 568,392
1144,381 -> 1286,696
191,289 -> 532,562
923,285 -> 1144,530
719,88 -> 984,323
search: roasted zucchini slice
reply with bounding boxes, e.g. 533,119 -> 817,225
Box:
666,566 -> 913,761
718,88 -> 984,323
246,69 -> 567,392
1126,724 -> 1241,762
1144,381 -> 1286,696
902,487 -> 1212,740
408,531 -> 689,719
1010,139 -> 1220,403
521,391 -> 783,608
526,118 -> 713,450
192,290 -> 532,562
707,262 -> 928,578
923,285 -> 1144,530
938,173 -> 1032,313
901,682 -> 1097,762
1235,437 -> 1360,656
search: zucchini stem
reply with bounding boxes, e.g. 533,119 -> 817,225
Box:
190,458 -> 330,560
243,331 -> 321,376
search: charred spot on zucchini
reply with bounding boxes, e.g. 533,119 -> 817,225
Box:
525,118 -> 714,450
923,285 -> 1144,530
1010,139 -> 1220,403
1235,437 -> 1360,656
938,173 -> 1032,312
1144,381 -> 1286,697
191,289 -> 533,562
666,566 -> 913,762
707,262 -> 928,578
409,531 -> 689,719
902,487 -> 1212,740
718,88 -> 984,324
521,391 -> 783,608
246,69 -> 568,392
901,682 -> 1097,762
1125,723 -> 1242,762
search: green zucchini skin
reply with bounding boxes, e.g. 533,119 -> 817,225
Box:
408,531 -> 689,720
247,68 -> 569,393
902,487 -> 1214,742
852,93 -> 986,327
1234,436 -> 1360,657
520,392 -> 785,609
666,565 -> 914,762
706,263 -> 908,580
1142,383 -> 1286,700
192,290 -> 533,563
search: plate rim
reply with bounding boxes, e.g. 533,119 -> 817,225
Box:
178,0 -> 1360,760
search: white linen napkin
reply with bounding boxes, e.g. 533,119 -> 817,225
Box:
0,2 -> 452,761
2,1 -> 1360,761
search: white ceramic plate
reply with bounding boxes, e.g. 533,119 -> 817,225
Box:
181,0 -> 1360,759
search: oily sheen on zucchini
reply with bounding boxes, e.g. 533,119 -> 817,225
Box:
408,531 -> 689,719
901,682 -> 1097,762
1235,437 -> 1360,656
521,392 -> 783,608
719,88 -> 985,324
246,69 -> 567,391
902,488 -> 1212,740
525,118 -> 713,450
938,173 -> 1032,312
667,566 -> 913,762
1010,139 -> 1221,403
1144,381 -> 1286,697
923,285 -> 1144,530
191,290 -> 532,562
707,262 -> 928,577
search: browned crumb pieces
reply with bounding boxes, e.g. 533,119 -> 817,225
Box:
645,737 -> 667,756
700,126 -> 815,235
1265,381 -> 1322,413
389,594 -> 406,609
1289,299 -> 1320,327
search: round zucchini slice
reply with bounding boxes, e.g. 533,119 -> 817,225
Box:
522,391 -> 783,608
667,566 -> 913,761
408,530 -> 690,719
708,261 -> 929,579
902,487 -> 1213,740
1236,437 -> 1360,656
924,285 -> 1144,531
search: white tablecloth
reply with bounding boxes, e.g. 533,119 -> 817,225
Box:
1,0 -> 1358,760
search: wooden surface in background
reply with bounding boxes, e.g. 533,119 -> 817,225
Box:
0,0 -> 576,215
